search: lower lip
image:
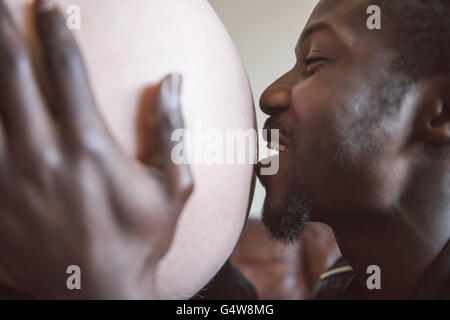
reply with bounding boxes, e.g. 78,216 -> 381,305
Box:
255,150 -> 289,182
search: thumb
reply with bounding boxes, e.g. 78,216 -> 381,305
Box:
137,74 -> 193,199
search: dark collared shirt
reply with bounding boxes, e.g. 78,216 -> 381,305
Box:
408,240 -> 450,299
314,240 -> 450,300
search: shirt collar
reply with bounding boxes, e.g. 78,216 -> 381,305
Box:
342,239 -> 450,299
409,239 -> 450,299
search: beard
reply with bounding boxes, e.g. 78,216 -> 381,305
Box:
260,115 -> 312,244
261,169 -> 312,245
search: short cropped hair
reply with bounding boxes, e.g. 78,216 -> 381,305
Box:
379,0 -> 450,81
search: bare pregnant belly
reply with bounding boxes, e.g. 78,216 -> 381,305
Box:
2,0 -> 255,299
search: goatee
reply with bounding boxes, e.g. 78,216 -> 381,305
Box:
261,182 -> 311,244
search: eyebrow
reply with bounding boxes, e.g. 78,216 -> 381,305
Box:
296,22 -> 334,51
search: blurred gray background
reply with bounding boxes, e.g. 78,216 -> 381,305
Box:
208,0 -> 319,218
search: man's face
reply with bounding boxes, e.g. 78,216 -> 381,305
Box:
257,0 -> 409,242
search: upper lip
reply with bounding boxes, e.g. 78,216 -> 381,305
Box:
263,125 -> 290,147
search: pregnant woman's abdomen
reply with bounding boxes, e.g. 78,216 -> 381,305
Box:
4,0 -> 255,299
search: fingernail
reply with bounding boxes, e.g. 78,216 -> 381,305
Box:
162,73 -> 182,95
170,73 -> 182,95
35,0 -> 56,12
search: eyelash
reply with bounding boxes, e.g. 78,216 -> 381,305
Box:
302,57 -> 327,76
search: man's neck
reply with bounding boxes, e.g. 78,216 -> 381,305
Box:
332,208 -> 449,299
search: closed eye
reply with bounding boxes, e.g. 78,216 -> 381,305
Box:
302,57 -> 328,76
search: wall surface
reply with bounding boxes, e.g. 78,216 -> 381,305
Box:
208,0 -> 319,217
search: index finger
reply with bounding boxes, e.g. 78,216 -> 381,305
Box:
33,0 -> 112,148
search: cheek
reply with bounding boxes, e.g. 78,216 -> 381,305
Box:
290,66 -> 369,162
289,76 -> 362,203
289,82 -> 338,190
290,79 -> 339,158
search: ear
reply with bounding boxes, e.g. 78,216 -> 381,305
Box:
415,76 -> 450,147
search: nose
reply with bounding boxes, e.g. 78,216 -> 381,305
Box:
259,72 -> 294,116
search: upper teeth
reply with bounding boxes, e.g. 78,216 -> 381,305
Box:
268,141 -> 287,152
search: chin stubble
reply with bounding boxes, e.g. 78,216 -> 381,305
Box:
261,171 -> 312,245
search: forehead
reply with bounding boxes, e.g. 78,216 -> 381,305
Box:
296,0 -> 386,51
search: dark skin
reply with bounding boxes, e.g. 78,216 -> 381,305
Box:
258,0 -> 450,298
0,0 -> 193,299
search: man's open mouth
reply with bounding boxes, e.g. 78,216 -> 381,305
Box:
254,127 -> 291,180
267,141 -> 287,152
263,127 -> 289,153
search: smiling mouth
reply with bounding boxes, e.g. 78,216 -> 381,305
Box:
267,141 -> 287,152
263,128 -> 290,153
255,129 -> 290,180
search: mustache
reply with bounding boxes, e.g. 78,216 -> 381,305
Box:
263,116 -> 294,144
